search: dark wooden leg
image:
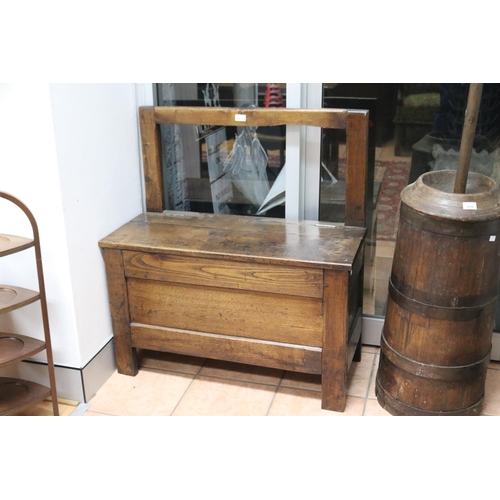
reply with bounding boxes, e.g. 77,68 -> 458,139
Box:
353,335 -> 362,362
102,248 -> 138,376
353,261 -> 364,363
321,270 -> 349,412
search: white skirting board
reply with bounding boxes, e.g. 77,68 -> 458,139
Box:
361,316 -> 500,362
0,338 -> 116,403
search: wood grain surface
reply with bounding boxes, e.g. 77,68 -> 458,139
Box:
131,324 -> 322,374
0,285 -> 40,314
123,251 -> 323,298
100,211 -> 365,271
99,104 -> 370,413
0,234 -> 34,257
127,278 -> 324,347
152,106 -> 348,129
102,248 -> 138,375
138,106 -> 368,216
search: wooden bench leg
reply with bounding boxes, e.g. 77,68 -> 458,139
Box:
321,270 -> 349,412
102,248 -> 138,376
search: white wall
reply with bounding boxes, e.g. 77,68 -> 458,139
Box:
0,83 -> 144,371
0,83 -> 80,367
49,83 -> 143,366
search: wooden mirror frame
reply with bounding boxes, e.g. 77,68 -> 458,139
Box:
139,106 -> 369,227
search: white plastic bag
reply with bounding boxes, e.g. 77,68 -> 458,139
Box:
222,127 -> 270,208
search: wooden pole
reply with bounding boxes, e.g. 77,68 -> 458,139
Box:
454,83 -> 484,194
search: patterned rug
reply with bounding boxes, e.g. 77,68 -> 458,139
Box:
375,159 -> 411,240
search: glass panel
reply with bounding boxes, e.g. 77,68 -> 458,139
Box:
320,85 -> 387,317
156,83 -> 287,218
320,83 -> 500,328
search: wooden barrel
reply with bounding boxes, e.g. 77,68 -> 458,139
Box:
376,170 -> 500,416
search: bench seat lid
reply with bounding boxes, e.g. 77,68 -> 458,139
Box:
99,211 -> 366,271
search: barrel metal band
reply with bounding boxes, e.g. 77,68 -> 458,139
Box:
375,378 -> 484,416
380,333 -> 491,381
400,202 -> 500,237
388,278 -> 497,321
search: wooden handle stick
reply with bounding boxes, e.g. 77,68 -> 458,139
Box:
454,83 -> 484,193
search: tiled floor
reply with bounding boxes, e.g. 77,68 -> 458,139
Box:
85,346 -> 381,416
71,347 -> 500,416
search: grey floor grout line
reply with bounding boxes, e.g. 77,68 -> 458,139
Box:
142,365 -> 206,377
362,352 -> 378,416
142,365 -> 288,390
191,372 -> 286,388
169,359 -> 208,416
266,372 -> 286,416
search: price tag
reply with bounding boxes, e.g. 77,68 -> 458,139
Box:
463,202 -> 477,210
234,114 -> 247,122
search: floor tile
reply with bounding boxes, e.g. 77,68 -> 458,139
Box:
368,354 -> 380,399
374,279 -> 389,315
363,297 -> 375,316
281,371 -> 322,392
172,376 -> 277,416
87,369 -> 194,416
377,139 -> 397,162
488,361 -> 500,371
137,349 -> 205,374
346,352 -> 376,397
482,368 -> 500,415
199,359 -> 283,385
363,398 -> 391,416
376,240 -> 396,259
374,166 -> 386,183
364,264 -> 376,291
362,345 -> 379,355
281,353 -> 377,398
378,150 -> 400,162
268,387 -> 364,416
375,256 -> 393,277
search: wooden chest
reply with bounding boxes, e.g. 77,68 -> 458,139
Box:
99,210 -> 365,412
100,104 -> 369,412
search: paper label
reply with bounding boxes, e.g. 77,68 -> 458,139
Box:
463,202 -> 477,210
234,114 -> 247,122
490,236 -> 496,242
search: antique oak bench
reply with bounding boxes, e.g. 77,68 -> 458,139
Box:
99,106 -> 368,412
